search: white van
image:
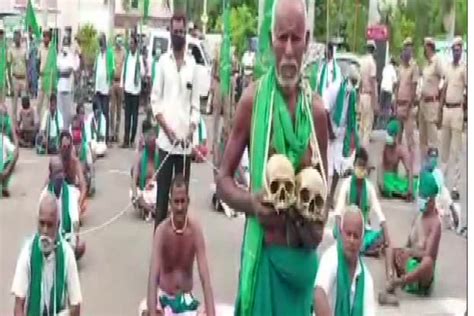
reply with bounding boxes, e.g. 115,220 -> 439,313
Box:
148,29 -> 212,101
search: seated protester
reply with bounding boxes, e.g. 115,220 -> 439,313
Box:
378,170 -> 442,306
11,192 -> 82,316
314,205 -> 376,316
424,147 -> 460,231
378,118 -> 415,201
334,148 -> 391,257
36,93 -> 64,155
71,104 -> 95,197
141,174 -> 215,316
192,117 -> 208,163
86,101 -> 107,157
40,159 -> 86,260
1,129 -> 19,197
17,96 -> 38,148
131,129 -> 158,221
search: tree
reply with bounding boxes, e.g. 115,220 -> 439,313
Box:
77,24 -> 99,69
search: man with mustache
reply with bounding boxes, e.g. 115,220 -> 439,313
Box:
216,0 -> 328,314
314,205 -> 376,316
439,36 -> 466,201
11,192 -> 82,316
393,37 -> 419,174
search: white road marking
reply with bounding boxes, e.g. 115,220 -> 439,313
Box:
107,169 -> 130,175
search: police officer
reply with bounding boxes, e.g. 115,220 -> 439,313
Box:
7,30 -> 28,123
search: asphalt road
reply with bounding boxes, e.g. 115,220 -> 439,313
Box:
0,114 -> 467,316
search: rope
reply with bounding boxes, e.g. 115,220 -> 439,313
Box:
78,140 -> 180,236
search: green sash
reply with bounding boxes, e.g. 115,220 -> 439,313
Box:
333,79 -> 360,157
317,59 -> 338,96
151,57 -> 158,87
94,47 -> 115,86
78,125 -> 88,163
139,146 -> 159,190
46,112 -> 60,149
349,176 -> 369,223
308,62 -> 319,91
47,181 -> 72,235
159,293 -> 200,313
382,172 -> 419,197
335,239 -> 365,316
27,234 -> 67,316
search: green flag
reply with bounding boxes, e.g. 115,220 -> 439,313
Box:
254,0 -> 275,79
219,0 -> 232,96
143,0 -> 150,21
25,0 -> 41,40
42,32 -> 58,96
0,37 -> 6,93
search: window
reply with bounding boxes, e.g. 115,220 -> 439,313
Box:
189,43 -> 204,66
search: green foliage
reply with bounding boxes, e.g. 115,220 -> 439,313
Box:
77,24 -> 99,68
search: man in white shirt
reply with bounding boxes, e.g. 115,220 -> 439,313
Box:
36,94 -> 64,155
378,57 -> 398,129
121,36 -> 145,148
11,192 -> 82,316
151,13 -> 200,228
314,205 -> 376,316
317,42 -> 342,96
1,127 -> 19,198
57,36 -> 79,129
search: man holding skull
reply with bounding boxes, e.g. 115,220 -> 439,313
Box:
216,0 -> 329,314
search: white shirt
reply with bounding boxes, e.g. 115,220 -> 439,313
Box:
241,51 -> 256,75
319,58 -> 341,93
121,51 -> 146,95
323,78 -> 356,137
11,236 -> 82,312
151,52 -> 200,155
40,110 -> 64,138
95,51 -> 109,95
1,134 -> 15,162
334,177 -> 386,228
85,112 -> 106,142
381,63 -> 397,93
314,244 -> 375,316
57,48 -> 79,92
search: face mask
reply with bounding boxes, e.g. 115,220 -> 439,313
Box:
402,49 -> 411,63
417,197 -> 428,213
171,34 -> 185,51
39,235 -> 56,254
386,135 -> 394,145
453,50 -> 462,63
354,167 -> 366,179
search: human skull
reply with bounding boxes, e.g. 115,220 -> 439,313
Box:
264,154 -> 296,212
295,167 -> 327,222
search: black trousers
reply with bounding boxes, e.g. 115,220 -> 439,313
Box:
95,92 -> 110,141
124,92 -> 139,145
154,149 -> 191,229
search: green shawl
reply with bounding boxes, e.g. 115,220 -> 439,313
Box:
317,59 -> 339,96
94,47 -> 115,86
335,238 -> 365,316
46,111 -> 60,152
139,146 -> 159,190
47,181 -> 72,236
333,79 -> 360,157
151,57 -> 159,87
349,176 -> 369,223
27,234 -> 67,316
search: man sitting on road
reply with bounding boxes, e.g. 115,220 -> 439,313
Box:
314,205 -> 376,316
11,192 -> 82,316
40,159 -> 86,260
17,96 -> 38,148
142,174 -> 215,316
378,170 -> 442,306
131,128 -> 158,221
378,118 -> 415,201
71,104 -> 95,197
86,100 -> 107,158
334,147 -> 391,257
1,120 -> 19,198
36,93 -> 64,155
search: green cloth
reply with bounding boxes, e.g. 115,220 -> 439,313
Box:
386,119 -> 402,137
335,238 -> 365,316
333,79 -> 360,157
419,170 -> 439,198
41,33 -> 58,96
251,246 -> 318,316
27,234 -> 67,316
25,0 -> 41,40
317,59 -> 339,96
403,258 -> 433,295
349,176 -> 369,223
382,172 -> 419,197
151,57 -> 159,87
362,228 -> 383,253
254,0 -> 275,80
219,0 -> 232,96
47,181 -> 72,236
139,146 -> 158,190
308,62 -> 319,91
143,0 -> 150,21
159,292 -> 199,314
0,37 -> 6,93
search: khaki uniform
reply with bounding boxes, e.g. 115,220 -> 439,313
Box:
396,60 -> 419,152
36,43 -> 50,119
440,62 -> 466,190
110,47 -> 125,140
359,54 -> 377,148
419,55 -> 444,155
7,44 -> 28,122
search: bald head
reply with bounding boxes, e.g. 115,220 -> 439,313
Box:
38,192 -> 59,240
272,0 -> 307,35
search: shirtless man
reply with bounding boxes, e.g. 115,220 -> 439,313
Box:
144,174 -> 215,316
216,0 -> 328,314
379,170 -> 442,305
48,131 -> 87,221
378,118 -> 414,201
131,129 -> 158,221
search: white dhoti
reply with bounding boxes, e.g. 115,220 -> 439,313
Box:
138,289 -> 199,316
130,181 -> 157,207
91,139 -> 107,157
328,133 -> 355,178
